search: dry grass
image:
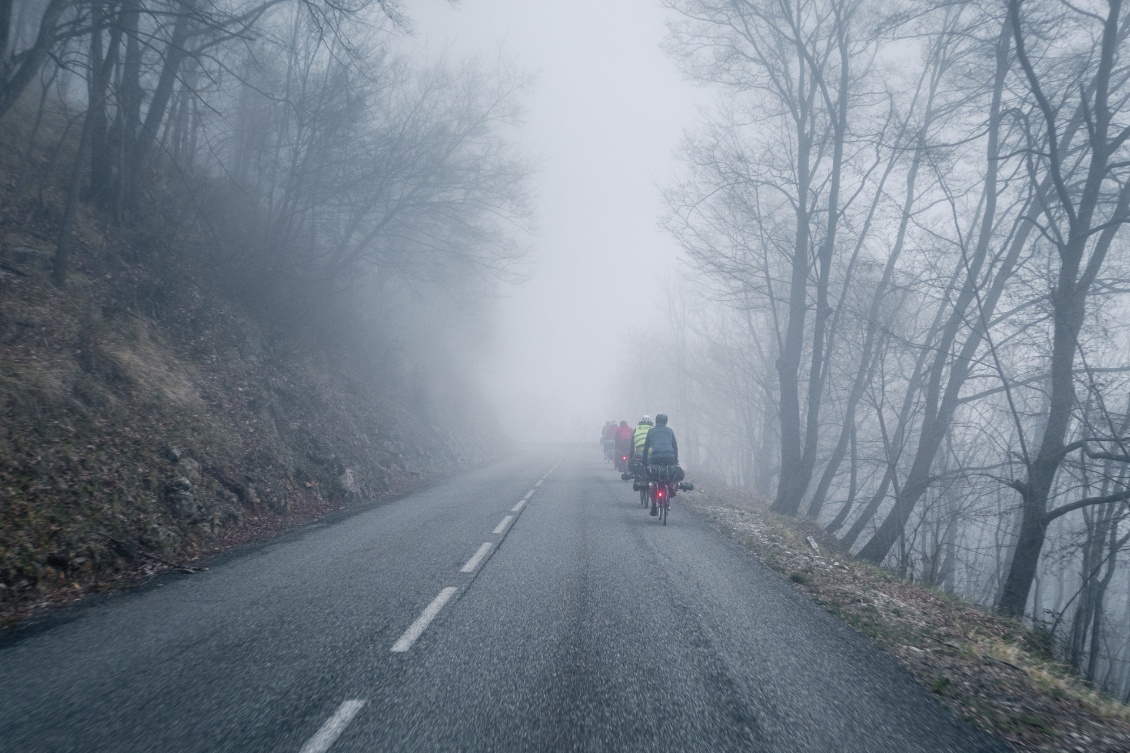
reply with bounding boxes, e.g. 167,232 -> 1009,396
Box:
684,485 -> 1130,752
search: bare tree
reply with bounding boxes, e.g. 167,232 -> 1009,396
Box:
0,0 -> 71,121
665,0 -> 887,514
997,0 -> 1130,617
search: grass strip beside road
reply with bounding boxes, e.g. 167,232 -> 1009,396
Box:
682,484 -> 1130,753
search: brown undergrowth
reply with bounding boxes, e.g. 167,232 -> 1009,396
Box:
0,242 -> 498,626
684,483 -> 1130,753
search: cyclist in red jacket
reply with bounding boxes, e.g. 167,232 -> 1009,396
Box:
614,420 -> 633,469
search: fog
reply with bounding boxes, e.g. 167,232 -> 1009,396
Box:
405,0 -> 703,439
7,0 -> 1130,710
394,3 -> 1130,699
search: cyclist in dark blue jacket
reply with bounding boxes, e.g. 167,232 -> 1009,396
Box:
642,414 -> 679,515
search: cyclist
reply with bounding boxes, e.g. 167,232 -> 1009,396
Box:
600,421 -> 615,460
614,420 -> 633,469
631,415 -> 654,472
642,413 -> 679,516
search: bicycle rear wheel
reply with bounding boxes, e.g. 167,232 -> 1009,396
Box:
661,500 -> 668,525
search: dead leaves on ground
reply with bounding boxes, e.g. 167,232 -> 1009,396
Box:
689,499 -> 1130,753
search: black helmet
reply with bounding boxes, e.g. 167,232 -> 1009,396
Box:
656,413 -> 668,425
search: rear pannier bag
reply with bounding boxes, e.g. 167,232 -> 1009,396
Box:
648,464 -> 685,483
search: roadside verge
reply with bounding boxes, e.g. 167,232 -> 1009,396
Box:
683,485 -> 1130,752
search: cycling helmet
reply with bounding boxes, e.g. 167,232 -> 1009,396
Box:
640,415 -> 653,426
655,413 -> 668,425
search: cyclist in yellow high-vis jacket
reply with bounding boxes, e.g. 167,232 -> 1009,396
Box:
631,415 -> 654,466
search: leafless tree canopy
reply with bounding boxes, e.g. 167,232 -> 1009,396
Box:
2,0 -> 531,322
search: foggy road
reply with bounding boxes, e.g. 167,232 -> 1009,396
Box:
0,447 -> 1003,753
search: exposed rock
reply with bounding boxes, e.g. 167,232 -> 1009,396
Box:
144,524 -> 181,553
176,457 -> 201,483
166,476 -> 203,521
338,468 -> 361,495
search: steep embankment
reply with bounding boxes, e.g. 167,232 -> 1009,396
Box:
0,227 -> 506,623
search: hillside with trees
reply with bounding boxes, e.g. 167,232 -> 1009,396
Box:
0,0 -> 531,618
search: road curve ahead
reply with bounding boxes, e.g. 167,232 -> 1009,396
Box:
0,446 -> 1003,752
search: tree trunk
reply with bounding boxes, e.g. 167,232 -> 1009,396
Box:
0,0 -> 68,123
0,0 -> 14,67
53,19 -> 122,286
13,65 -> 57,197
772,126 -> 813,515
857,17 -> 1016,564
997,0 -> 1129,619
122,0 -> 194,209
53,108 -> 97,287
87,3 -> 119,201
807,128 -> 925,518
112,0 -> 141,217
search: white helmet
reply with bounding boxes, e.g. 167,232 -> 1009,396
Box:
640,415 -> 653,426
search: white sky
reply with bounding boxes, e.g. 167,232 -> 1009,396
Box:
403,0 -> 705,440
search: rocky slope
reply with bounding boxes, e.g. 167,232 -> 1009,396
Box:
0,220 -> 506,623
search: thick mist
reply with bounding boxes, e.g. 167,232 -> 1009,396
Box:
7,0 -> 1130,718
405,0 -> 703,440
411,0 -> 1130,701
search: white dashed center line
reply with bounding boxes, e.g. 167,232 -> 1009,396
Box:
299,699 -> 366,753
391,465 -> 557,656
391,587 -> 458,652
460,542 -> 493,573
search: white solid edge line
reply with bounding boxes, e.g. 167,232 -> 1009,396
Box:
460,542 -> 493,573
511,499 -> 527,514
391,587 -> 458,653
299,699 -> 366,753
493,515 -> 514,534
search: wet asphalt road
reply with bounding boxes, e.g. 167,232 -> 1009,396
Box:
0,446 -> 1004,752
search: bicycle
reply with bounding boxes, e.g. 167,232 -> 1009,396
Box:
645,466 -> 693,525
